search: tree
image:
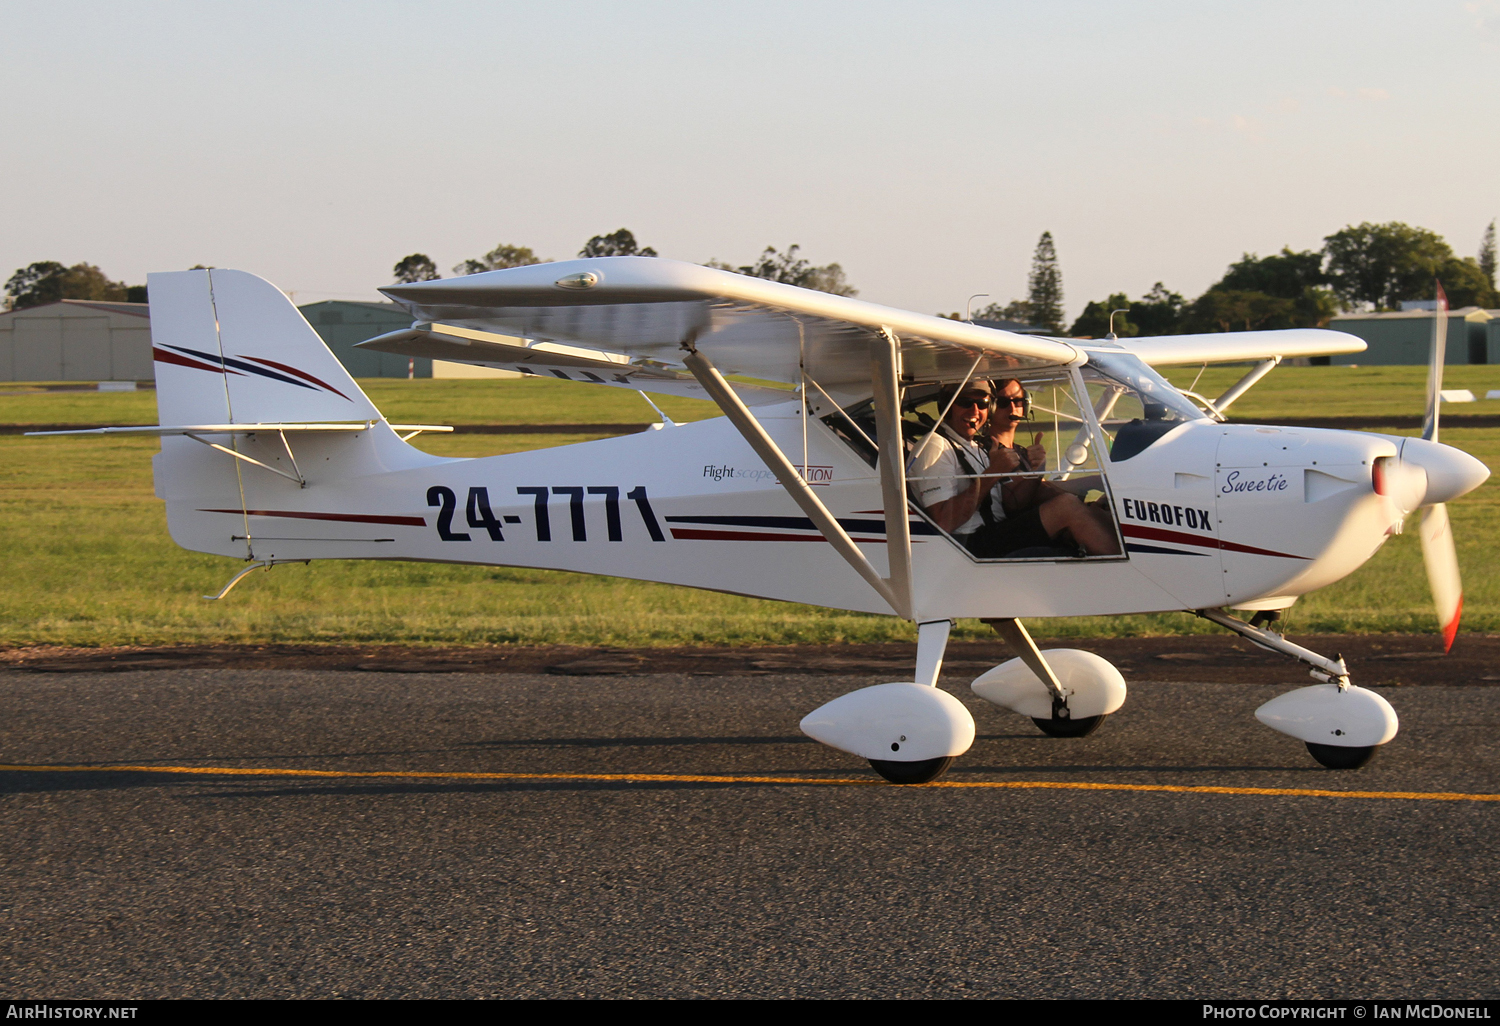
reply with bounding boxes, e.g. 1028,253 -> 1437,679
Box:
579,229 -> 656,259
1026,231 -> 1065,334
708,245 -> 857,296
971,299 -> 1034,325
392,254 -> 440,283
1323,222 -> 1453,311
1214,248 -> 1337,327
1068,293 -> 1135,338
1436,256 -> 1495,309
1183,289 -> 1296,333
4,261 -> 66,309
453,243 -> 547,277
4,261 -> 131,310
1479,219 -> 1496,297
1131,282 -> 1187,335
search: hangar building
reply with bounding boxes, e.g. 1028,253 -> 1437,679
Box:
296,301 -> 431,379
0,300 -> 154,382
0,297 -> 440,382
1329,306 -> 1496,365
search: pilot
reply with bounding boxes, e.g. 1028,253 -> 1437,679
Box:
907,377 -> 1121,557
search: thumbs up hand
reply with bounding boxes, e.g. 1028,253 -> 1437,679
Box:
1026,432 -> 1047,470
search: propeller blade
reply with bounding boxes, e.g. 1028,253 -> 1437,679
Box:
1418,502 -> 1463,652
1422,280 -> 1448,443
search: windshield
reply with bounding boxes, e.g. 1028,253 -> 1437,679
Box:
1083,350 -> 1206,462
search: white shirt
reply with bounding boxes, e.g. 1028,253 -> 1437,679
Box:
907,424 -> 1006,536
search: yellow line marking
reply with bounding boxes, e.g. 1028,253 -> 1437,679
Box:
1,763 -> 1497,802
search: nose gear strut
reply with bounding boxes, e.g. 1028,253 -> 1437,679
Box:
1195,607 -> 1350,688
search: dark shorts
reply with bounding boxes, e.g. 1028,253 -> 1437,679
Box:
959,506 -> 1055,558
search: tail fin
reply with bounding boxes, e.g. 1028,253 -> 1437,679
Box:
146,269 -> 440,565
149,268 -> 381,425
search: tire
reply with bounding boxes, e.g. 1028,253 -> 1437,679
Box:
1031,714 -> 1107,738
868,756 -> 954,784
1306,742 -> 1377,769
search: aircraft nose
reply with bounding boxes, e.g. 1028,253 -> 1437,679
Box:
1399,437 -> 1491,505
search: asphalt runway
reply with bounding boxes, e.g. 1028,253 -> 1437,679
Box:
2,668 -> 1498,999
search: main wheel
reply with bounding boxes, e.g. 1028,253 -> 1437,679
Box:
1306,742 -> 1377,769
868,756 -> 954,784
1031,714 -> 1107,738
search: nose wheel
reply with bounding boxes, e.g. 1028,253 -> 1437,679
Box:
1305,742 -> 1377,769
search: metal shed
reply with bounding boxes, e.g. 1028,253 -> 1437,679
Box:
1328,307 -> 1493,365
297,300 -> 431,378
0,300 -> 153,382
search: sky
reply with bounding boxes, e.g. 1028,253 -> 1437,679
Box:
2,0 -> 1497,322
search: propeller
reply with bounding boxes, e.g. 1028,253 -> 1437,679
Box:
1371,283 -> 1489,650
1404,280 -> 1464,654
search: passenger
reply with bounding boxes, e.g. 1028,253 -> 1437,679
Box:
907,377 -> 1120,557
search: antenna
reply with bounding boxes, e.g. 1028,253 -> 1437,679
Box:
1106,308 -> 1130,340
965,294 -> 990,323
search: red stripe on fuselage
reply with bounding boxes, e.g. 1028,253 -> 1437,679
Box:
200,508 -> 427,527
1121,524 -> 1308,560
668,528 -> 888,543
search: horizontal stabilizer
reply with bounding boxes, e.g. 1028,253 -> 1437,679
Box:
26,422 -> 452,437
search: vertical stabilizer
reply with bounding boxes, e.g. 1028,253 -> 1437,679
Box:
149,268 -> 381,426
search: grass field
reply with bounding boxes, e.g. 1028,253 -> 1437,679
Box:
2,367 -> 1496,648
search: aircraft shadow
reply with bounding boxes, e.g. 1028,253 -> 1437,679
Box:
464,735 -> 815,749
961,763 -> 1323,774
0,771 -> 848,798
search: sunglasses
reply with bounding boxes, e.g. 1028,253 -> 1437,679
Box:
952,395 -> 991,409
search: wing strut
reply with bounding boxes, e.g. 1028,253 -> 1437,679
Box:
680,343 -> 912,619
870,328 -> 913,615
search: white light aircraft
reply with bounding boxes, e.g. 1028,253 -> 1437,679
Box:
33,262 -> 1490,783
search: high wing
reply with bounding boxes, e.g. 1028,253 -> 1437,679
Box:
375,257 -> 1080,622
375,256 -> 1079,399
1116,328 -> 1365,367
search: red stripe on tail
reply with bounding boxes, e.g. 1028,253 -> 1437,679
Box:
240,356 -> 352,401
153,348 -> 244,375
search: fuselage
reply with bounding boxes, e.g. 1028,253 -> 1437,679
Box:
155,397 -> 1477,622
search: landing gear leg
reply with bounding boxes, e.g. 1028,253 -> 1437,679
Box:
913,619 -> 951,687
1195,608 -> 1351,686
984,618 -> 1108,737
863,620 -> 960,783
